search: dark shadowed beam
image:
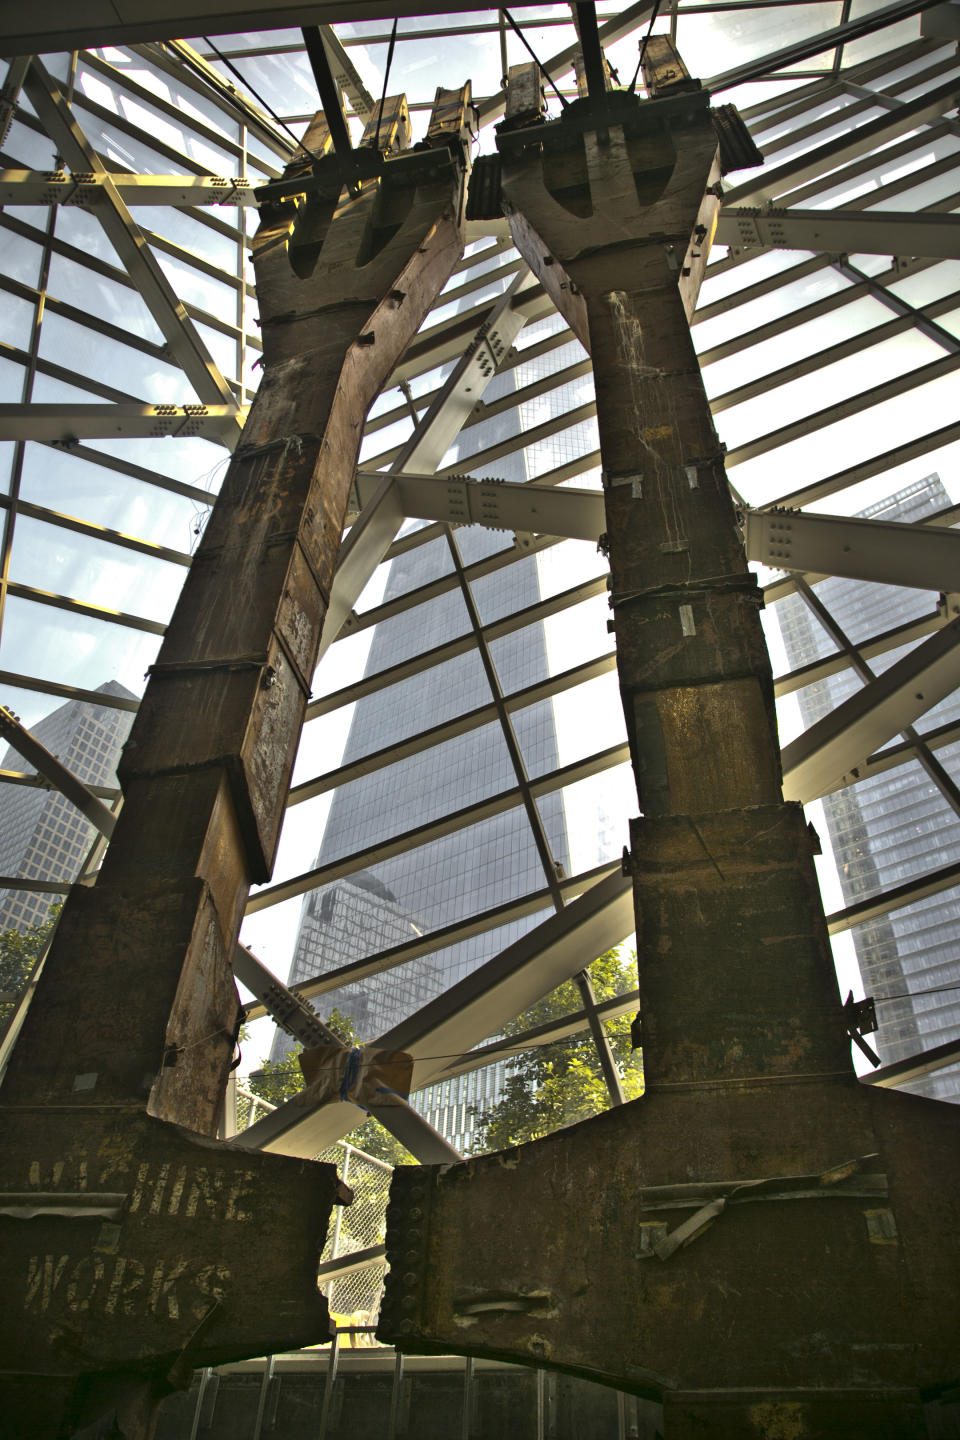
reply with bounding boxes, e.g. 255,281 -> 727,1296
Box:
0,0 -> 550,55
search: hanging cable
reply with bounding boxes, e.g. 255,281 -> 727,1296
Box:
374,15 -> 400,151
202,36 -> 320,163
629,0 -> 663,93
501,9 -> 569,110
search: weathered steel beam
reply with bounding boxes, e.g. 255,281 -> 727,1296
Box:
0,87 -> 472,1440
376,66 -> 960,1436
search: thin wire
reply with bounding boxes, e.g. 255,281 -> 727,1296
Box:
374,15 -> 400,151
875,982 -> 960,1003
629,0 -> 663,93
501,9 -> 569,109
202,36 -> 318,164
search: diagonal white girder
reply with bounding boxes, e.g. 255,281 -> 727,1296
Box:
722,75 -> 960,207
318,272 -> 533,663
24,59 -> 244,441
232,945 -> 462,1164
236,867 -> 634,1157
781,615 -> 960,802
0,705 -> 117,838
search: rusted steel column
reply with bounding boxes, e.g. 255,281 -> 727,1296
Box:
0,91 -> 472,1440
378,77 -> 960,1434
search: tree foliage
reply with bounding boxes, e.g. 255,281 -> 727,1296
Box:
0,908 -> 58,1027
469,946 -> 643,1153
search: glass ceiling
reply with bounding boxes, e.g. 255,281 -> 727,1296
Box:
1,0 -> 959,1159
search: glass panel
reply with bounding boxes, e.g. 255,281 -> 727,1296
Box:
37,312 -> 197,404
3,119 -> 56,169
536,538 -> 607,601
102,53 -> 241,144
716,331 -> 943,450
541,763 -> 636,878
9,515 -> 186,624
0,292 -> 34,351
694,262 -> 852,353
0,595 -> 162,697
0,440 -> 16,496
74,107 -> 195,175
278,720 -> 516,879
888,259 -> 960,308
0,229 -> 44,288
52,207 -> 124,268
517,669 -> 626,778
729,369 -> 960,506
672,4 -> 842,78
131,206 -> 241,273
703,295 -> 893,398
0,355 -> 27,403
764,590 -> 842,673
471,550 -> 550,625
152,248 -> 239,317
295,647 -> 491,783
83,435 -> 231,489
47,253 -> 162,344
17,445 -> 200,552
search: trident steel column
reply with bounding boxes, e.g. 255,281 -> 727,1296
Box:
378,61 -> 960,1438
0,88 -> 472,1440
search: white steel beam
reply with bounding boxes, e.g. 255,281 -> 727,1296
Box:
232,945 -> 462,1164
353,469 -> 604,540
860,1035 -> 960,1088
743,506 -> 960,594
320,275 -> 532,661
781,616 -> 960,802
23,60 -> 244,439
723,76 -> 960,207
0,169 -> 259,208
0,402 -> 241,447
717,207 -> 960,260
237,867 -> 634,1157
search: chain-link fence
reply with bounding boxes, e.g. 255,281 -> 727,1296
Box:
234,1084 -> 392,1331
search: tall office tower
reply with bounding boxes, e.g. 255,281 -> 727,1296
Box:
775,475 -> 960,1102
0,681 -> 135,934
275,344 -> 572,1151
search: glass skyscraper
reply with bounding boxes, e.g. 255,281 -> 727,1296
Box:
775,475 -> 960,1102
0,680 -> 134,933
275,358 -> 572,1151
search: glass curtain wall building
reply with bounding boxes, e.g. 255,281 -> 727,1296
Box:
1,6 -> 960,1170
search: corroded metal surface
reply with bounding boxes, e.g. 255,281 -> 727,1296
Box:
379,72 -> 960,1435
0,89 -> 472,1439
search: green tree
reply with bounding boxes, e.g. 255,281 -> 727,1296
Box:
0,908 -> 59,1028
244,1008 -> 415,1167
469,946 -> 643,1152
